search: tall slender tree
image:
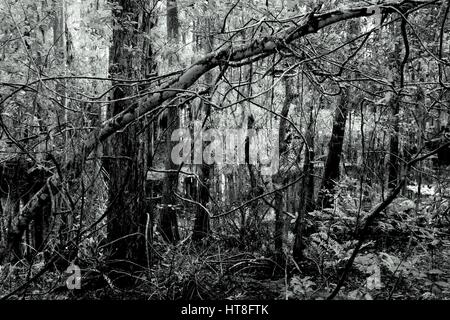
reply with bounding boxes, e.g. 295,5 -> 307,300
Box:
317,19 -> 360,208
159,0 -> 181,244
192,2 -> 216,244
293,90 -> 317,262
273,75 -> 295,264
387,16 -> 408,189
104,0 -> 153,274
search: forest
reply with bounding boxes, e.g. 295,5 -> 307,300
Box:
0,0 -> 449,301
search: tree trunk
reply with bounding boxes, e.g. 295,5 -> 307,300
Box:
317,19 -> 359,208
388,96 -> 400,189
293,98 -> 316,262
103,0 -> 151,274
273,76 -> 294,264
159,0 -> 181,244
53,0 -> 72,263
159,105 -> 181,243
387,20 -> 405,189
317,91 -> 349,208
192,160 -> 211,243
192,3 -> 215,244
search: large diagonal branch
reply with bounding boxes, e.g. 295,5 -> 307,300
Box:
1,0 -> 438,261
81,0 -> 438,164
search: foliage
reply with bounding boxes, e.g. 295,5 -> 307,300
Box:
1,0 -> 450,301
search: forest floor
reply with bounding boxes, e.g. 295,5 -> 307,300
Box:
1,228 -> 449,300
49,238 -> 450,300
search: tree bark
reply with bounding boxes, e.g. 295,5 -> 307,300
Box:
159,0 -> 181,244
293,98 -> 316,262
159,105 -> 181,243
273,76 -> 294,264
387,17 -> 408,189
103,0 -> 151,273
317,91 -> 349,208
192,3 -> 215,244
388,96 -> 401,189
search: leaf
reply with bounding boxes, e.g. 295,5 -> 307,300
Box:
379,252 -> 400,273
290,276 -> 316,297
